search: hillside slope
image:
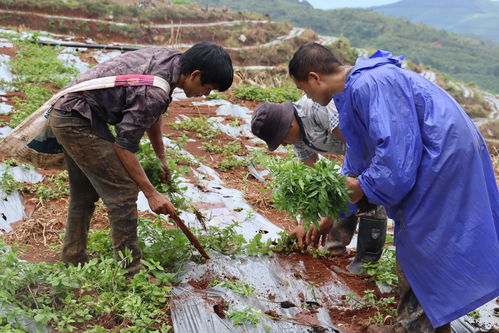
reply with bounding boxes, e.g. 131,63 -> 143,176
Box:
373,0 -> 499,43
200,0 -> 499,93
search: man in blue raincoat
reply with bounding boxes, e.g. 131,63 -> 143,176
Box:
288,42 -> 499,332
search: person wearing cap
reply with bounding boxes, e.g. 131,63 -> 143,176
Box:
251,95 -> 388,274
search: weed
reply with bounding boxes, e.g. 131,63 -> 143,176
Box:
467,310 -> 480,320
244,209 -> 255,220
167,117 -> 219,140
137,216 -> 191,273
234,85 -> 302,103
0,168 -> 20,199
225,306 -> 262,326
201,142 -> 224,154
209,277 -> 255,297
137,143 -> 183,193
207,92 -> 225,100
24,171 -> 69,205
310,248 -> 330,259
246,233 -> 273,256
273,231 -> 299,254
345,289 -> 396,326
87,229 -> 113,257
0,242 -> 173,332
216,156 -> 246,171
202,141 -> 242,156
361,247 -> 398,288
199,222 -> 247,255
229,118 -> 242,127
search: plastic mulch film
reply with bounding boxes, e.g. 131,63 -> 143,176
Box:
0,164 -> 44,233
0,303 -> 48,333
0,190 -> 24,233
450,298 -> 499,332
136,138 -> 284,242
0,126 -> 12,138
170,253 -> 349,333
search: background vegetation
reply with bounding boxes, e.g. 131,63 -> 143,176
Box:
199,0 -> 499,92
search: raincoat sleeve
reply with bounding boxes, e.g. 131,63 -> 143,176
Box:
351,73 -> 423,207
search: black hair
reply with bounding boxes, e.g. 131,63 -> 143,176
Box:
180,41 -> 233,91
288,42 -> 343,81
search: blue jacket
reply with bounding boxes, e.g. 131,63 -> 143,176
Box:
334,50 -> 499,327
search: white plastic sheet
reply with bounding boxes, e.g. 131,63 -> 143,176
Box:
171,253 -> 346,333
192,99 -> 231,106
0,54 -> 13,83
0,190 -> 24,233
92,50 -> 123,64
0,126 -> 12,138
0,164 -> 44,234
57,49 -> 90,74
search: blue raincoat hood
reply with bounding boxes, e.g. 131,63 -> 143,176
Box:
334,50 -> 499,328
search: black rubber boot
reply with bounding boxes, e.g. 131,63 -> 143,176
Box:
324,215 -> 358,255
347,215 -> 387,275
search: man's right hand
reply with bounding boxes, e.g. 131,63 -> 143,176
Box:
290,217 -> 334,250
146,191 -> 177,217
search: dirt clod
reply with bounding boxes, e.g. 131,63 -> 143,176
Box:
264,309 -> 281,320
280,300 -> 297,308
214,300 -> 229,319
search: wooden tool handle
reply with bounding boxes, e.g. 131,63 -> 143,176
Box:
171,214 -> 210,260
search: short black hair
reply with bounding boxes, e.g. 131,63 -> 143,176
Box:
288,42 -> 343,82
180,41 -> 233,91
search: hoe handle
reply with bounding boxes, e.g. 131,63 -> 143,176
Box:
171,214 -> 210,260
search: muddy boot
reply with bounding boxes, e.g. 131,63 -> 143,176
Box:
347,215 -> 387,275
323,215 -> 358,255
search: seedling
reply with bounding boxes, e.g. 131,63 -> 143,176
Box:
167,116 -> 220,140
246,233 -> 274,257
216,156 -> 246,171
361,247 -> 398,288
209,277 -> 255,297
0,168 -> 20,199
467,310 -> 480,320
229,118 -> 242,127
345,290 -> 396,326
24,171 -> 70,205
234,86 -> 302,103
225,306 -> 262,326
202,142 -> 224,154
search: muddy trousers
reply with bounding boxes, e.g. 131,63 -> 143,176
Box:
48,109 -> 142,274
395,263 -> 450,333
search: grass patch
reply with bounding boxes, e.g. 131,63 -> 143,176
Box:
167,117 -> 220,140
234,85 -> 302,103
5,34 -> 78,127
0,218 -> 311,331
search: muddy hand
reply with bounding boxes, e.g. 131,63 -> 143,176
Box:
290,225 -> 307,248
305,217 -> 334,249
147,191 -> 177,216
